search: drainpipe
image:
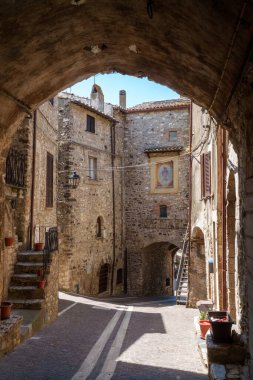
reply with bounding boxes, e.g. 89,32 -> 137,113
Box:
188,101 -> 193,298
29,110 -> 37,250
222,128 -> 227,309
110,121 -> 116,295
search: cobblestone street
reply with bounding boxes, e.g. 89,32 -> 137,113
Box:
0,292 -> 208,379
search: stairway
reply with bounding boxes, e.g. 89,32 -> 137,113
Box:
8,251 -> 46,310
176,224 -> 189,305
176,253 -> 189,305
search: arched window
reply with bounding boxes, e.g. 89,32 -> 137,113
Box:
96,216 -> 103,238
160,205 -> 167,218
99,264 -> 109,293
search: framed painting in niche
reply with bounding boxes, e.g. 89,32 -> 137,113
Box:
155,161 -> 173,188
150,154 -> 179,194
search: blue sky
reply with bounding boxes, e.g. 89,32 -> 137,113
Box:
65,73 -> 179,108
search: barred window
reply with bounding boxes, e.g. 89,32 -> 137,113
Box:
46,152 -> 54,207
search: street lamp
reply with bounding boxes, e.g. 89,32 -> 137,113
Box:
67,170 -> 80,188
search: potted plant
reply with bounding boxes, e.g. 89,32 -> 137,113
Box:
208,311 -> 234,343
199,310 -> 211,339
4,237 -> 14,247
34,242 -> 44,251
37,268 -> 46,289
1,301 -> 12,319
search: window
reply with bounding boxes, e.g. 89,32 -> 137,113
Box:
99,264 -> 109,293
46,152 -> 54,207
87,115 -> 95,133
160,205 -> 167,218
169,131 -> 177,141
89,157 -> 97,180
116,269 -> 123,284
96,216 -> 103,238
166,277 -> 170,287
201,152 -> 211,198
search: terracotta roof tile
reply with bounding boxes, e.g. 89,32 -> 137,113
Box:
144,145 -> 184,153
127,98 -> 190,113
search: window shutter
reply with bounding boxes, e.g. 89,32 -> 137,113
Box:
204,152 -> 211,196
46,152 -> 54,207
200,152 -> 211,198
87,115 -> 95,133
201,154 -> 204,198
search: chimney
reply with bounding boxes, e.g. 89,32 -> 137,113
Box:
119,90 -> 126,109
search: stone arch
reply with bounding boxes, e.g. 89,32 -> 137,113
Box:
188,227 -> 207,307
142,241 -> 179,296
226,170 -> 237,321
0,1 -> 252,146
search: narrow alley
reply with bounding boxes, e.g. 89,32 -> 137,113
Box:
0,292 -> 207,380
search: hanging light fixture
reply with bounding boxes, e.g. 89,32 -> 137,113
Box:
67,170 -> 80,188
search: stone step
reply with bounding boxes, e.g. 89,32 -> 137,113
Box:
14,262 -> 44,274
9,299 -> 44,310
11,274 -> 38,286
8,286 -> 45,300
17,251 -> 46,263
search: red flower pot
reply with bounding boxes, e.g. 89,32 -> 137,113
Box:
199,320 -> 211,339
34,242 -> 44,251
38,280 -> 46,289
5,237 -> 14,247
1,302 -> 12,320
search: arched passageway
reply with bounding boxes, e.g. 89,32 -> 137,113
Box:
0,0 -> 253,144
142,242 -> 178,296
188,227 -> 207,307
226,170 -> 237,321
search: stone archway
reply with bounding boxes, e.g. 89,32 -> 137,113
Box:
0,1 -> 253,147
142,242 -> 178,296
188,227 -> 207,307
226,170 -> 237,321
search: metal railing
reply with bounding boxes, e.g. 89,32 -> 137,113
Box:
45,227 -> 58,253
5,148 -> 26,188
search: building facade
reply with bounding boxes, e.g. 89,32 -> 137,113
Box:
58,88 -> 190,297
189,102 -> 246,337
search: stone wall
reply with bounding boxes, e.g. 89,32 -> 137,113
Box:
124,104 -> 190,295
44,251 -> 58,323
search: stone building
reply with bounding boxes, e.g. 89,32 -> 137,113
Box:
58,87 -> 190,297
58,86 -> 124,296
189,102 -> 245,337
0,99 -> 59,356
124,99 -> 190,296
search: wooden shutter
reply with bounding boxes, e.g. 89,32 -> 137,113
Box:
201,152 -> 211,198
46,152 -> 54,207
87,115 -> 95,133
204,152 -> 211,196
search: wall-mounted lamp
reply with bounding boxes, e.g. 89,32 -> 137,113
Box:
67,170 -> 80,189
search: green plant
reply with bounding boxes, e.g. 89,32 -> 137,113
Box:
199,310 -> 208,320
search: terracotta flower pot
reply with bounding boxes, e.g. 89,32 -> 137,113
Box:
34,242 -> 44,251
38,280 -> 46,289
4,237 -> 14,247
199,320 -> 211,339
1,302 -> 12,320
